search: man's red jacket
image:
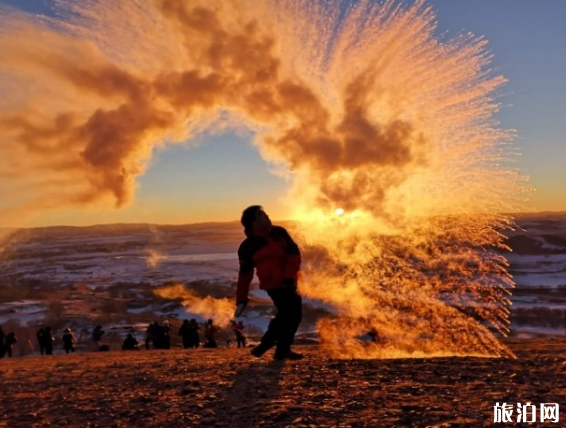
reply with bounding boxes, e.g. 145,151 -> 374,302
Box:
236,225 -> 301,303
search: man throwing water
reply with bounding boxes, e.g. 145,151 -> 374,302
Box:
234,205 -> 304,360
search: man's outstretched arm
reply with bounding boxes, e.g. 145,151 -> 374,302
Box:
235,241 -> 254,316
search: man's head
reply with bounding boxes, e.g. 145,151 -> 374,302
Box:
241,205 -> 272,232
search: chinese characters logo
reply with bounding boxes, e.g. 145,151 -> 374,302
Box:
494,403 -> 559,423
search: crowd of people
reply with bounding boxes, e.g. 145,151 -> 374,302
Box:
141,318 -> 246,351
0,318 -> 248,358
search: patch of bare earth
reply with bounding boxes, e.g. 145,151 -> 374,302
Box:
1,339 -> 565,428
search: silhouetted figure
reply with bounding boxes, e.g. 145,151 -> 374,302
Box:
161,320 -> 172,350
153,322 -> 165,349
203,319 -> 218,348
4,332 -> 17,358
62,328 -> 76,354
189,319 -> 200,348
92,325 -> 105,347
0,325 -> 6,358
36,327 -> 46,355
178,320 -> 192,349
145,321 -> 162,349
145,322 -> 153,350
122,333 -> 140,351
42,327 -> 55,355
231,320 -> 247,348
235,205 -> 303,360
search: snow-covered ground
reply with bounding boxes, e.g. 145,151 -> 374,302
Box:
505,214 -> 566,313
0,223 -> 243,287
0,300 -> 46,326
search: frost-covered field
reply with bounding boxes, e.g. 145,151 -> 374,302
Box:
1,214 -> 566,338
506,213 -> 566,299
0,223 -> 234,326
0,223 -> 243,287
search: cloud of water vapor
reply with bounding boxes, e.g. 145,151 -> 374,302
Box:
154,284 -> 233,328
0,0 -> 526,357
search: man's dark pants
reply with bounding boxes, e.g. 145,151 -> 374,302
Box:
260,287 -> 303,356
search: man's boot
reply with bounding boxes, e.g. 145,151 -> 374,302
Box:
250,340 -> 275,358
273,348 -> 304,361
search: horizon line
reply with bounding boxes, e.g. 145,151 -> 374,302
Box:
2,210 -> 566,232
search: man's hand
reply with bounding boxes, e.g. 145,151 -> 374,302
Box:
234,300 -> 248,318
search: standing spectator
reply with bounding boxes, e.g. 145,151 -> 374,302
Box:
62,328 -> 76,354
92,325 -> 104,349
231,320 -> 247,348
161,320 -> 172,350
178,320 -> 192,349
43,327 -> 55,355
152,322 -> 165,349
4,332 -> 17,358
203,319 -> 218,348
187,319 -> 200,348
145,322 -> 157,350
36,327 -> 46,355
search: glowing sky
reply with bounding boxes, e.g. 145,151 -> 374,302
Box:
1,0 -> 564,227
